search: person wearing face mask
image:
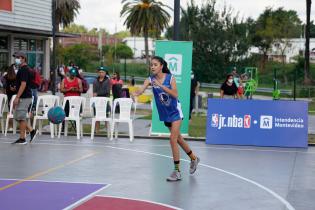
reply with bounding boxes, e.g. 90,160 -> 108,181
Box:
12,52 -> 38,144
220,74 -> 238,99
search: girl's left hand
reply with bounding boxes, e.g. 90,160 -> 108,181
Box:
152,79 -> 162,87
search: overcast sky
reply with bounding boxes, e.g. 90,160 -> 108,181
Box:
74,0 -> 308,34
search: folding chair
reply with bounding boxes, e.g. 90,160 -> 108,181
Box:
110,98 -> 136,142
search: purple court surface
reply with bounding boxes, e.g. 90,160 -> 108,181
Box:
0,135 -> 315,210
0,179 -> 107,210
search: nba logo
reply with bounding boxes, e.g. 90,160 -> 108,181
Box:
211,114 -> 218,127
244,115 -> 251,128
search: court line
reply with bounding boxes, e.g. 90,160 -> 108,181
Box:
5,141 -> 295,210
95,195 -> 183,210
63,184 -> 111,210
0,152 -> 98,191
1,138 -> 314,154
102,145 -> 295,210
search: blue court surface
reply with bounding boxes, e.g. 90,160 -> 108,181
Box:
0,135 -> 314,210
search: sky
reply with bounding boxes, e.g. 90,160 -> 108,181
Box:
74,0 -> 307,34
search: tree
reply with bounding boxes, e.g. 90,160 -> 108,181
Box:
165,0 -> 254,82
63,23 -> 88,34
121,0 -> 171,65
253,8 -> 302,72
113,43 -> 134,59
62,44 -> 98,70
55,0 -> 81,32
114,31 -> 131,39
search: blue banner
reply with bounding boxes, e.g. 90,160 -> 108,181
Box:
206,99 -> 308,148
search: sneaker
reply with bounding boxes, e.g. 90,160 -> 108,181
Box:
166,170 -> 182,182
190,156 -> 200,174
30,129 -> 38,143
12,138 -> 27,145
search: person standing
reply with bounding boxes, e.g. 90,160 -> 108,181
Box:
189,71 -> 199,120
93,66 -> 111,133
3,64 -> 18,109
12,52 -> 38,144
134,56 -> 200,182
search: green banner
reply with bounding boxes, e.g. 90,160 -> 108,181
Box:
151,41 -> 193,135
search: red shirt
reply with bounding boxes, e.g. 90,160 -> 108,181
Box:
63,77 -> 81,97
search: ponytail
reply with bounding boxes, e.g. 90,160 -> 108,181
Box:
152,56 -> 171,74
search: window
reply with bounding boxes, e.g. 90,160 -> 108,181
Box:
0,0 -> 12,12
0,36 -> 9,72
14,38 -> 45,73
0,37 -> 8,50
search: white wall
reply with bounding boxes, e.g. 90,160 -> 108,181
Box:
0,0 -> 52,31
123,37 -> 155,58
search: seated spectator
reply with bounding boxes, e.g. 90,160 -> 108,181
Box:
60,67 -> 83,116
220,74 -> 237,99
93,66 -> 111,133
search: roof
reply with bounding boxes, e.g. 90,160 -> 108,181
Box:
0,24 -> 80,38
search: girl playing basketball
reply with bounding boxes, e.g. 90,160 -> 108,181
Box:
134,56 -> 200,181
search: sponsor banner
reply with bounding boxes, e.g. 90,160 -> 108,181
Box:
206,99 -> 308,148
151,41 -> 193,135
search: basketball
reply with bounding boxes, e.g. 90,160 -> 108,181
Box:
48,106 -> 66,124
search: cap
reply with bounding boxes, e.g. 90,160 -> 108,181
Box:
13,51 -> 27,58
97,66 -> 108,72
69,67 -> 77,76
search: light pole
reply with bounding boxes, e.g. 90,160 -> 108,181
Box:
173,0 -> 180,41
51,0 -> 57,95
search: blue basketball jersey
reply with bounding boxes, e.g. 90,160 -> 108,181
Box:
149,73 -> 183,122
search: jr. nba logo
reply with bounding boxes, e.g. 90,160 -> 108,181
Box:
244,115 -> 251,128
211,114 -> 219,127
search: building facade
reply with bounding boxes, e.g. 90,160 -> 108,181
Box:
0,0 -> 52,78
59,34 -> 120,48
123,37 -> 155,58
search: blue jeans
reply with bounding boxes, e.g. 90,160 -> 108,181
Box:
31,88 -> 38,112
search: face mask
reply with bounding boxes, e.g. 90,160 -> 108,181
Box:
14,69 -> 18,74
15,58 -> 21,65
228,79 -> 233,83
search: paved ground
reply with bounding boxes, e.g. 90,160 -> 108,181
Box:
0,135 -> 314,210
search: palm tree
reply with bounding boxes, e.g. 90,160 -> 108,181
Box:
55,0 -> 81,32
121,0 -> 171,65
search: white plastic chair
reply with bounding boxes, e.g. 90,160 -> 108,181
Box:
5,95 -> 32,136
58,96 -> 86,140
89,97 -> 112,140
110,98 -> 136,142
32,95 -> 60,138
0,94 -> 7,134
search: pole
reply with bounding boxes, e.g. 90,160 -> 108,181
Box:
124,57 -> 127,83
173,0 -> 180,41
293,68 -> 297,101
51,0 -> 57,95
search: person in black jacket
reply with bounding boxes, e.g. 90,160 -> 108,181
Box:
220,74 -> 238,99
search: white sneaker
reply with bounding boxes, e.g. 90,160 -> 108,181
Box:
190,157 -> 200,174
166,170 -> 182,182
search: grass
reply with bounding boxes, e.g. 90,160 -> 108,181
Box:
309,134 -> 315,144
189,114 -> 207,137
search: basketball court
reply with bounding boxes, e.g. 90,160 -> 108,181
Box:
0,135 -> 314,210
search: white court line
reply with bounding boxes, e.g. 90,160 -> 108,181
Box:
63,184 -> 111,210
1,137 -> 314,154
2,141 -> 296,210
96,195 -> 183,210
